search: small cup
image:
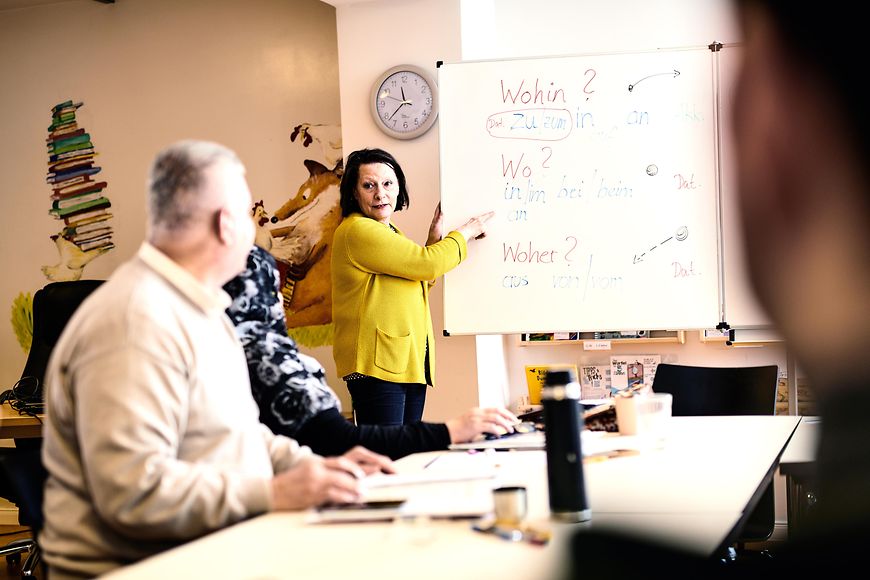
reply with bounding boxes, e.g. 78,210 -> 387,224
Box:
637,392 -> 673,438
493,486 -> 528,527
616,392 -> 673,438
615,394 -> 641,435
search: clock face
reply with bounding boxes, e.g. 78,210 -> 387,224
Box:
371,66 -> 438,139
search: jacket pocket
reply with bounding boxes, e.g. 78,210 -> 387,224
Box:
374,327 -> 411,374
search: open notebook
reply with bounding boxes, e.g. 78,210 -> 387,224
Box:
307,452 -> 498,523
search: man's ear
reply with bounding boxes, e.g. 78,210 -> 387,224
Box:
216,207 -> 235,246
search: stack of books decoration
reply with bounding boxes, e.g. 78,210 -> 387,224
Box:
46,100 -> 114,253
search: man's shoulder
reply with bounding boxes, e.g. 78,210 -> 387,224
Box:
77,258 -> 192,334
48,259 -> 176,362
101,257 -> 178,307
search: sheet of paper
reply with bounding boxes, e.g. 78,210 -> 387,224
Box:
362,456 -> 497,489
358,453 -> 498,518
448,431 -> 546,451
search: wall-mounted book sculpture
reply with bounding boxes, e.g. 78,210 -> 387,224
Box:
43,100 -> 114,281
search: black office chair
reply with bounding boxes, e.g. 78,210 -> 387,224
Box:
0,279 -> 103,577
651,363 -> 779,561
18,279 -> 105,394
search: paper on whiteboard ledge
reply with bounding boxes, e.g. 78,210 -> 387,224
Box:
580,364 -> 611,399
610,355 -> 661,395
640,355 -> 662,390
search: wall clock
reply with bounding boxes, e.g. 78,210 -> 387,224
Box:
370,64 -> 438,140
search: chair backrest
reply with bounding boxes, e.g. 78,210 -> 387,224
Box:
20,279 -> 104,390
6,279 -> 104,534
651,363 -> 778,416
651,363 -> 779,544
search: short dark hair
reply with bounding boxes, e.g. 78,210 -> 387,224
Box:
339,148 -> 410,217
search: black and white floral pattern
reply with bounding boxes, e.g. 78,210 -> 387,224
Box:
224,245 -> 340,436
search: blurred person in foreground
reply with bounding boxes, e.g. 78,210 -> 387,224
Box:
40,140 -> 391,579
565,0 -> 870,576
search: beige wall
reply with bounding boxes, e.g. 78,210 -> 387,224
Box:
0,0 -> 348,408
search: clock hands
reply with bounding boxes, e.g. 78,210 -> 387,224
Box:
399,87 -> 415,105
380,88 -> 412,106
388,101 -> 408,120
386,86 -> 415,120
379,90 -> 402,102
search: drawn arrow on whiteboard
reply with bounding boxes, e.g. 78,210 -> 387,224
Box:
627,70 -> 680,93
632,226 -> 688,264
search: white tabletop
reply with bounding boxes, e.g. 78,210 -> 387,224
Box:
583,415 -> 798,515
104,415 -> 798,580
779,416 -> 820,468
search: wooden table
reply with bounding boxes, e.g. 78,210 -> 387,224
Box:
0,403 -> 43,439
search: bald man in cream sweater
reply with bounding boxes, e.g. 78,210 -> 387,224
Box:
40,140 -> 392,579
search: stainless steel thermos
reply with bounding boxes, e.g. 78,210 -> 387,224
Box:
542,368 -> 591,522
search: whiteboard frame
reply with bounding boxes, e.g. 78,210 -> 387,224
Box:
437,44 -> 733,335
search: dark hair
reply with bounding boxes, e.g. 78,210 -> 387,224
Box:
736,1 -> 869,191
339,148 -> 410,217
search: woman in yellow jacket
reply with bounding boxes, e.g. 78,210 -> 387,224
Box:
332,148 -> 493,426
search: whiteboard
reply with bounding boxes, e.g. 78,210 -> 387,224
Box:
439,47 -> 722,334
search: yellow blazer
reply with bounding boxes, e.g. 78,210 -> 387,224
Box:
331,213 -> 467,386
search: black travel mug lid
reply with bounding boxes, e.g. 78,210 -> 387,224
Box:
544,368 -> 577,386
